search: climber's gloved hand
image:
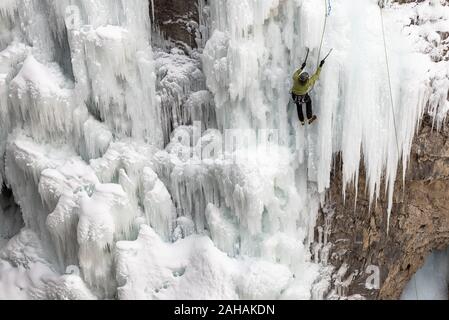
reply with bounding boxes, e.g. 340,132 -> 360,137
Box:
319,59 -> 325,68
301,62 -> 306,69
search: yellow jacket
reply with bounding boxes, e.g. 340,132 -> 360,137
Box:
291,67 -> 322,95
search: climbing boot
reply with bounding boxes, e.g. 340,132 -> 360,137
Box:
300,120 -> 306,126
308,115 -> 317,125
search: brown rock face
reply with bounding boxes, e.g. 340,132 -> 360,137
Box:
150,0 -> 200,48
323,115 -> 449,299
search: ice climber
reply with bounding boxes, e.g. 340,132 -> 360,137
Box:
291,58 -> 326,125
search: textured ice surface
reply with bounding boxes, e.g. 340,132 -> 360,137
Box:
203,0 -> 437,214
0,229 -> 58,299
44,274 -> 97,300
0,0 -> 447,300
401,248 -> 449,300
155,48 -> 216,144
115,224 -> 317,300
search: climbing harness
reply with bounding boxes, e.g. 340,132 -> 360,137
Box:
294,94 -> 310,104
292,0 -> 332,120
379,4 -> 401,235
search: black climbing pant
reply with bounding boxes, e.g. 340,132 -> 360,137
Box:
292,93 -> 312,123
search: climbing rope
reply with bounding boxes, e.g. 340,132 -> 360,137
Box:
379,4 -> 401,235
317,0 -> 331,67
309,0 -> 332,96
380,7 -> 400,160
380,10 -> 417,304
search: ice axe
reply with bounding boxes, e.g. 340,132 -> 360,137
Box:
304,48 -> 310,63
322,48 -> 333,63
303,48 -> 310,65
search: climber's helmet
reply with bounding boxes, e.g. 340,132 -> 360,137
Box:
299,72 -> 309,83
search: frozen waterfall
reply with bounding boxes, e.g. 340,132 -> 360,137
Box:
0,0 -> 447,300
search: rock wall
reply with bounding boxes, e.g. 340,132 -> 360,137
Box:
150,0 -> 201,48
322,115 -> 449,299
321,0 -> 449,300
